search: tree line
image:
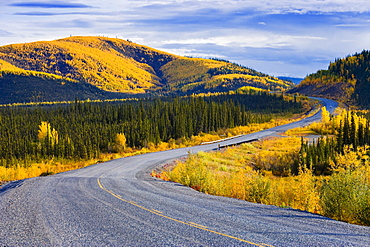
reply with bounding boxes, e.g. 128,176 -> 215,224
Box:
297,109 -> 370,175
0,92 -> 302,168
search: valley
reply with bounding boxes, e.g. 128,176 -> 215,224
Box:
0,36 -> 370,246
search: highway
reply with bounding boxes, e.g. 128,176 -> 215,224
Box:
1,97 -> 369,246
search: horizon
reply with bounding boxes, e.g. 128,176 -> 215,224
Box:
1,1 -> 370,78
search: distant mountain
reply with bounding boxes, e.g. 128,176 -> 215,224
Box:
0,36 -> 294,103
277,77 -> 303,85
289,50 -> 370,108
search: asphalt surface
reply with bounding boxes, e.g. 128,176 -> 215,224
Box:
1,97 -> 370,246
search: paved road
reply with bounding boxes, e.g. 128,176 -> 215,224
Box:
1,98 -> 369,246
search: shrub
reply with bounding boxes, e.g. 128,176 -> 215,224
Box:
320,169 -> 370,225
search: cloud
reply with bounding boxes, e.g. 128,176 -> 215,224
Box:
0,29 -> 13,36
13,11 -> 98,16
9,1 -> 92,9
162,33 -> 326,50
3,0 -> 370,77
335,23 -> 369,27
14,11 -> 68,16
41,19 -> 94,28
125,0 -> 370,15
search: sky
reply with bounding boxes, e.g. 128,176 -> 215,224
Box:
1,1 -> 370,78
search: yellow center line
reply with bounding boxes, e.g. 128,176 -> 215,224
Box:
188,222 -> 208,229
97,178 -> 272,247
151,209 -> 163,214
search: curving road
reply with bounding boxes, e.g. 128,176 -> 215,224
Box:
1,97 -> 370,246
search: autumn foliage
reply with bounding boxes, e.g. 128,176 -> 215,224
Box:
291,50 -> 370,107
156,107 -> 370,226
0,36 -> 294,103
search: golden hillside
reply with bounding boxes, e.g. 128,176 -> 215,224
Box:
0,59 -> 22,71
0,36 -> 294,97
0,36 -> 177,93
161,58 -> 293,93
0,57 -> 125,104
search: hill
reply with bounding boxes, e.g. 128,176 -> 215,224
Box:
163,58 -> 294,94
289,50 -> 370,107
0,68 -> 131,104
0,58 -> 134,104
0,36 -> 294,103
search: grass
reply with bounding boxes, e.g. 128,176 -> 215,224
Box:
155,127 -> 370,226
284,126 -> 320,136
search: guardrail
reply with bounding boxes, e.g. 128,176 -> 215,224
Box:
200,135 -> 244,145
217,138 -> 259,149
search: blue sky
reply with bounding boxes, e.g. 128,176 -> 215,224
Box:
1,0 -> 370,77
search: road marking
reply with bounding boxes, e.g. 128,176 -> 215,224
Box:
188,222 -> 208,229
97,178 -> 272,247
151,209 -> 163,214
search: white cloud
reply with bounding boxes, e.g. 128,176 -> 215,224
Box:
162,32 -> 326,49
335,23 -> 369,27
2,0 -> 370,77
120,0 -> 370,14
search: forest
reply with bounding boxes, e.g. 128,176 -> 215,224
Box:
299,108 -> 370,175
292,50 -> 370,107
0,91 -> 302,170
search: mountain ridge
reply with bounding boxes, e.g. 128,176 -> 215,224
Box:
0,36 -> 294,103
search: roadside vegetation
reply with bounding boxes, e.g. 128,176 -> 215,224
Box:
0,91 -> 305,183
154,107 -> 370,226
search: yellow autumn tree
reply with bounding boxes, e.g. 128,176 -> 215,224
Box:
321,106 -> 330,124
38,121 -> 49,141
114,133 -> 126,152
38,121 -> 58,145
